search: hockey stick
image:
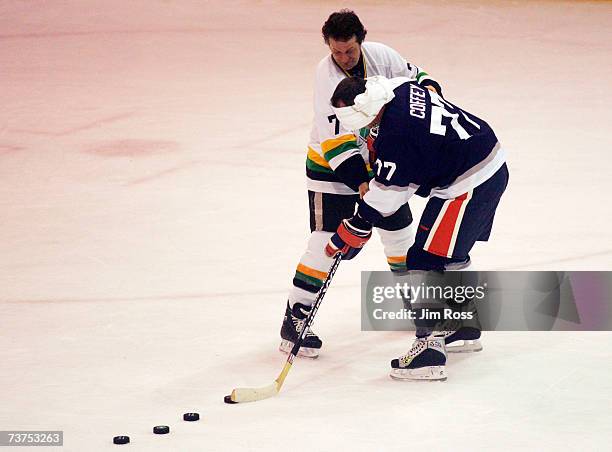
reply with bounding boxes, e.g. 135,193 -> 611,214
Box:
225,252 -> 343,404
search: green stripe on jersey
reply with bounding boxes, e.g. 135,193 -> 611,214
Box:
306,157 -> 334,174
324,141 -> 359,162
416,71 -> 429,82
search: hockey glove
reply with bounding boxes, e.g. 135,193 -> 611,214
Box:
325,215 -> 372,260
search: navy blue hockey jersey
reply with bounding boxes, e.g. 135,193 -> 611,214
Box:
359,81 -> 506,225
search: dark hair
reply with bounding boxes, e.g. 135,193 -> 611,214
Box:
331,77 -> 367,107
322,9 -> 367,44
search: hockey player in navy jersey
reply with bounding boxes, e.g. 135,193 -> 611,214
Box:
328,75 -> 509,380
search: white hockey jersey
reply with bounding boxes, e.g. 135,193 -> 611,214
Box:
306,41 -> 439,195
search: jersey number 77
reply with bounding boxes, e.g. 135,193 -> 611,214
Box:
429,92 -> 481,140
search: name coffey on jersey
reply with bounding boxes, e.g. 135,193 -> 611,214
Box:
408,84 -> 427,119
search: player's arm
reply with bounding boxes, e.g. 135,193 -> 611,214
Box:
312,75 -> 370,192
405,61 -> 443,96
326,142 -> 418,257
358,177 -> 418,225
324,176 -> 417,257
361,132 -> 420,223
320,132 -> 370,192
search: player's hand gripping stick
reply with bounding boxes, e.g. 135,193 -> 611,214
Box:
325,215 -> 372,260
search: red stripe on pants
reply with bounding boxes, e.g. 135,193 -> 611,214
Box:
427,192 -> 468,257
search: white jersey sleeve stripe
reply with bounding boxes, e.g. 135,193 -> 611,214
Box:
363,180 -> 419,217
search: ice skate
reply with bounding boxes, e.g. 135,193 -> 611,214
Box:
437,316 -> 483,353
279,301 -> 322,358
441,327 -> 483,353
390,335 -> 447,381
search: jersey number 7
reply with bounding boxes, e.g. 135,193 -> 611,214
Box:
328,114 -> 340,135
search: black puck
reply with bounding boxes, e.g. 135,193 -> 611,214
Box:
183,412 -> 200,421
153,425 -> 170,434
224,395 -> 237,404
113,435 -> 130,445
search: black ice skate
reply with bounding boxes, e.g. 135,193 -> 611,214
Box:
390,335 -> 447,381
279,301 -> 322,359
441,326 -> 483,353
437,314 -> 483,353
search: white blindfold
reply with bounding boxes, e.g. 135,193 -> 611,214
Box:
331,76 -> 411,131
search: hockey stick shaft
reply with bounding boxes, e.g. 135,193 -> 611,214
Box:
229,253 -> 343,402
281,252 -> 343,385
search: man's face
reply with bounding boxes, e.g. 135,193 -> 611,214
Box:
328,36 -> 361,71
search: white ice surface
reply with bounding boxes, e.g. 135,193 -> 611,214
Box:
1,1 -> 611,451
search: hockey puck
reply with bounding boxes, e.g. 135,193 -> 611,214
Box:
113,435 -> 130,445
153,425 -> 170,435
224,395 -> 237,404
183,412 -> 200,421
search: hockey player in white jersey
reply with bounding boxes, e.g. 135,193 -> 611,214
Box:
280,10 -> 443,358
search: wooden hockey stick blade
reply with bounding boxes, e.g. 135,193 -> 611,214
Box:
228,362 -> 292,403
226,254 -> 342,404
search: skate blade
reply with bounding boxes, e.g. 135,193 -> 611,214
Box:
389,366 -> 446,381
279,340 -> 320,359
446,339 -> 483,353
